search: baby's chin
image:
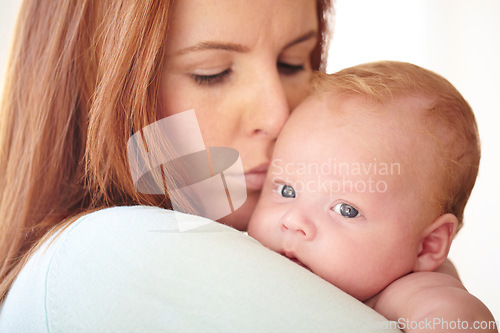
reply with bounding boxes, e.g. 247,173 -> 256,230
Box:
343,285 -> 383,303
305,270 -> 383,303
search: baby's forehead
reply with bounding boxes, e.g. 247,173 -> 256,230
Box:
290,93 -> 431,138
281,93 -> 442,177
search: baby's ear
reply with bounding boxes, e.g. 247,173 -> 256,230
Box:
413,213 -> 458,272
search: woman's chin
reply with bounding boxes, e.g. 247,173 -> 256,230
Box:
217,190 -> 259,231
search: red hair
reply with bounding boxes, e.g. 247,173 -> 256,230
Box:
0,0 -> 333,301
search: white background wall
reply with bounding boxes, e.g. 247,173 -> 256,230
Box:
1,0 -> 499,321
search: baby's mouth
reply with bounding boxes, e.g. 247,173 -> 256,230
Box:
282,252 -> 310,271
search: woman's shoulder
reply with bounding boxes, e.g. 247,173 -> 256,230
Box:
43,205 -> 229,261
64,205 -> 218,236
0,206 -> 401,332
0,206 -> 230,331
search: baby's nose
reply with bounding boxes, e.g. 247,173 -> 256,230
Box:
281,213 -> 316,240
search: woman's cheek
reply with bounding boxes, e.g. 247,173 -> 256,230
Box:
283,74 -> 313,111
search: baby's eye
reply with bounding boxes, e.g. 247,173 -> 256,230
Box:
333,203 -> 359,218
277,184 -> 296,198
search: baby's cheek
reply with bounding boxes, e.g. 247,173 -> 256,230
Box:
248,213 -> 269,242
247,214 -> 260,238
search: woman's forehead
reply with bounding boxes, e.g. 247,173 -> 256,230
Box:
165,0 -> 318,53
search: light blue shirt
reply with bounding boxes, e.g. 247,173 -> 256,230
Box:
0,206 -> 400,332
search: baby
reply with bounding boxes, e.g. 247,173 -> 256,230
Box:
248,61 -> 496,331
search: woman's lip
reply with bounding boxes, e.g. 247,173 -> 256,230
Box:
244,163 -> 269,191
247,163 -> 269,174
244,172 -> 267,191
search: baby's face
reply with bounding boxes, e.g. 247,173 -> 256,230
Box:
248,95 -> 438,301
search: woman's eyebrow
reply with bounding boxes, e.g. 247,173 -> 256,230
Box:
283,30 -> 318,49
176,41 -> 250,55
175,30 -> 318,56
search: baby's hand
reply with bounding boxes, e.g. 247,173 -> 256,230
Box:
365,272 -> 497,333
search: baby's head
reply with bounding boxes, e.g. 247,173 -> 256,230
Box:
248,61 -> 480,301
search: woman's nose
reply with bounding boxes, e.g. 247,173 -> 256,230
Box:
243,70 -> 290,140
280,210 -> 316,241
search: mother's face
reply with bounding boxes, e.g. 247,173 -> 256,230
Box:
159,0 -> 318,230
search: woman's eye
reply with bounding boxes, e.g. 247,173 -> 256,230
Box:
333,203 -> 359,218
277,184 -> 296,198
191,69 -> 231,85
277,62 -> 305,75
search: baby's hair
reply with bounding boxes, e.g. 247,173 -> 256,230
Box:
312,61 -> 480,230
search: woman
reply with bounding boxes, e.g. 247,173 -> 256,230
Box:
0,0 -> 401,331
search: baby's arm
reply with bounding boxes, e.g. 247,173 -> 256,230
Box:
365,271 -> 497,333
